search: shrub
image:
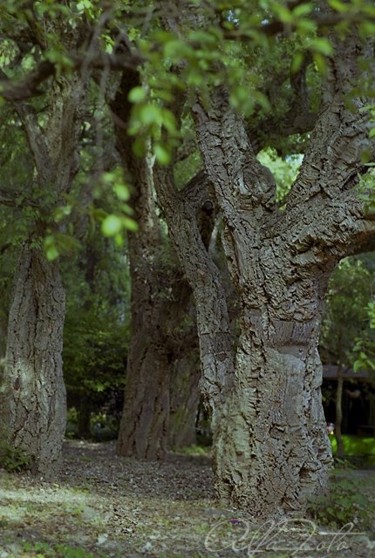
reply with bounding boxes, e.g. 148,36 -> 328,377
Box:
0,439 -> 32,472
307,473 -> 374,534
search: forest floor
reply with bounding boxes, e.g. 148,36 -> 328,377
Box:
0,440 -> 374,558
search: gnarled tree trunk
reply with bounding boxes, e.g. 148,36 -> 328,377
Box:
154,32 -> 375,517
0,245 -> 66,476
116,231 -> 171,459
0,73 -> 87,474
210,260 -> 333,516
112,73 -> 201,459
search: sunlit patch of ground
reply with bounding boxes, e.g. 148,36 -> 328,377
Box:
0,440 -> 374,557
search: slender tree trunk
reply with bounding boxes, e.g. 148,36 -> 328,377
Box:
0,244 -> 66,476
169,350 -> 200,448
334,367 -> 345,459
76,397 -> 92,440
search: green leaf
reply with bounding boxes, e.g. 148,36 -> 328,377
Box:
188,30 -> 217,45
46,245 -> 59,261
359,21 -> 375,37
121,217 -> 138,232
113,184 -> 130,201
154,144 -> 171,165
293,3 -> 313,17
310,38 -> 334,56
164,39 -> 194,60
128,86 -> 147,103
296,19 -> 317,33
101,215 -> 122,237
273,4 -> 293,24
328,0 -> 350,12
161,109 -> 177,134
114,233 -> 124,247
139,104 -> 163,126
313,52 -> 328,75
44,235 -> 59,261
54,205 -> 72,222
291,51 -> 304,74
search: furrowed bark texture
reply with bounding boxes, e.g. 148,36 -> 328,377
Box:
154,31 -> 375,518
0,75 -> 86,475
0,246 -> 66,475
154,169 -> 236,430
189,35 -> 375,517
112,73 -> 200,458
119,162 -> 171,458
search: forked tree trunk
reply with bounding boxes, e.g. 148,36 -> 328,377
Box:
153,31 -> 375,517
155,169 -> 333,514
0,244 -> 66,476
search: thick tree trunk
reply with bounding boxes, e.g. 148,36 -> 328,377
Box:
153,31 -> 375,518
111,73 -> 173,459
0,244 -> 66,476
116,241 -> 171,458
0,71 -> 87,474
117,346 -> 170,458
213,306 -> 332,517
116,231 -> 199,458
188,33 -> 374,516
112,73 -> 201,459
155,172 -> 334,515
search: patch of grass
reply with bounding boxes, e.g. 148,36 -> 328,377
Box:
307,471 -> 375,533
20,541 -> 102,557
330,435 -> 375,456
174,445 -> 211,457
0,439 -> 32,472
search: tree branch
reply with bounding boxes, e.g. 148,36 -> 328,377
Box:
0,61 -> 55,101
193,88 -> 277,218
248,52 -> 317,152
0,52 -> 143,102
0,188 -> 39,208
220,6 -> 375,41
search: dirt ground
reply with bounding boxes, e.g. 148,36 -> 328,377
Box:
0,440 -> 374,558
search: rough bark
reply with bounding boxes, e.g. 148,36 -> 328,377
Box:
116,230 -> 171,459
115,204 -> 201,458
153,30 -> 375,517
153,169 -> 236,429
0,74 -> 87,475
0,245 -> 66,476
112,72 -> 201,458
191,35 -> 374,517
